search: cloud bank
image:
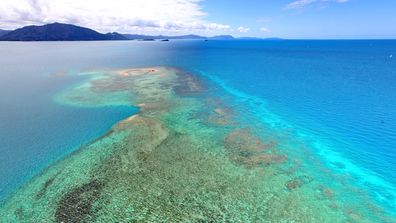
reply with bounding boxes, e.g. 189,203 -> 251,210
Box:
237,27 -> 250,33
0,0 -> 231,34
260,27 -> 271,33
286,0 -> 349,9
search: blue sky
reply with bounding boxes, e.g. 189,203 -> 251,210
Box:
0,0 -> 395,38
202,0 -> 396,38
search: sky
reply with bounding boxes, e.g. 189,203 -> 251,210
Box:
0,0 -> 395,38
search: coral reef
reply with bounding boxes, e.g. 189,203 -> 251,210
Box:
1,67 -> 393,223
55,179 -> 104,223
224,129 -> 286,167
285,176 -> 314,190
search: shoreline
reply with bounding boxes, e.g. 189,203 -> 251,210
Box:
1,67 -> 394,222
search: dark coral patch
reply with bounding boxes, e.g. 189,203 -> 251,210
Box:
234,154 -> 287,167
36,177 -> 56,199
285,176 -> 314,190
55,179 -> 104,223
14,206 -> 24,220
224,129 -> 285,167
172,69 -> 205,96
225,129 -> 273,155
36,171 -> 62,199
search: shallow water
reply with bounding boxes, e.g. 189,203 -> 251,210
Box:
0,67 -> 390,222
0,40 -> 395,221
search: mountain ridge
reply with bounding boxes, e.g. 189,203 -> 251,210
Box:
0,23 -> 127,41
0,23 -> 277,41
0,29 -> 11,37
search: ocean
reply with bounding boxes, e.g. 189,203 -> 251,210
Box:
0,40 -> 395,219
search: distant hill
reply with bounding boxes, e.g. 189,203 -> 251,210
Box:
104,32 -> 128,40
210,35 -> 234,40
123,34 -> 235,40
0,29 -> 11,37
123,34 -> 205,40
0,22 -> 270,41
0,23 -> 127,41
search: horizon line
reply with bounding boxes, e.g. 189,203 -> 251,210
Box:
1,22 -> 396,40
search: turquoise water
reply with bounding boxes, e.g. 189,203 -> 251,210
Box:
170,40 -> 396,212
0,40 -> 395,216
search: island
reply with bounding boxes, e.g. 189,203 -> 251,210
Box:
0,23 -> 277,42
0,23 -> 127,41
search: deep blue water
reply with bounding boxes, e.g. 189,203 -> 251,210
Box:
0,40 -> 395,214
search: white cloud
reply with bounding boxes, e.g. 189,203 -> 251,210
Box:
237,26 -> 250,33
286,0 -> 349,9
260,27 -> 271,33
286,0 -> 317,9
0,0 -> 231,34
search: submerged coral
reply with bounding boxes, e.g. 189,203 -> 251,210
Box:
1,67 -> 394,223
224,129 -> 286,167
285,176 -> 314,190
55,179 -> 104,223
